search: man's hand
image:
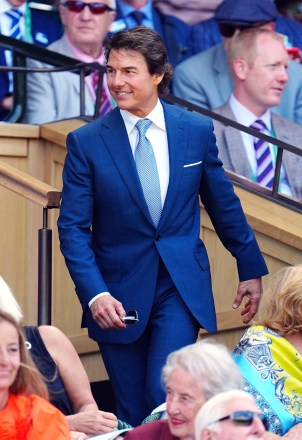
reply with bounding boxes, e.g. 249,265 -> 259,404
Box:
232,278 -> 263,324
90,295 -> 127,329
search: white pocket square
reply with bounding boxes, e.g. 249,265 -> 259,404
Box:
183,161 -> 202,168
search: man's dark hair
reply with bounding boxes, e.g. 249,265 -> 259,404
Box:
105,26 -> 173,95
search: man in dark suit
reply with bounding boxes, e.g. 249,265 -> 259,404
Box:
0,0 -> 62,118
109,0 -> 192,67
213,28 -> 302,200
58,27 -> 268,426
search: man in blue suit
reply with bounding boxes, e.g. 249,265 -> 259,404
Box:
58,27 -> 268,426
109,0 -> 192,67
0,0 -> 62,118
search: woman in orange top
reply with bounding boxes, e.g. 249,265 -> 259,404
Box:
0,310 -> 70,439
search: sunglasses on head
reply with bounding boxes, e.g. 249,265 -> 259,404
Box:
120,310 -> 139,325
211,411 -> 269,431
62,1 -> 115,14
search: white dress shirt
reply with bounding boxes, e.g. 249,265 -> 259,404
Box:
89,99 -> 169,307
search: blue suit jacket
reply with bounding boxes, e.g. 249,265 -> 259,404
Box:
58,101 -> 268,344
0,6 -> 63,103
109,4 -> 193,67
173,42 -> 302,125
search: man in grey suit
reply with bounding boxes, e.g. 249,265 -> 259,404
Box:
213,27 -> 302,200
23,0 -> 116,124
173,0 -> 302,125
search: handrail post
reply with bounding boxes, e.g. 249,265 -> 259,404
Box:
38,207 -> 52,325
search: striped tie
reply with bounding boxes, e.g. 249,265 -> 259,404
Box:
5,9 -> 23,40
135,119 -> 162,227
250,119 -> 275,189
92,70 -> 114,116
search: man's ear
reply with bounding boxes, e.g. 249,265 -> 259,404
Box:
233,58 -> 248,80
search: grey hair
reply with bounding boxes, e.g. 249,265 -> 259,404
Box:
161,340 -> 244,401
0,276 -> 23,323
195,390 -> 255,437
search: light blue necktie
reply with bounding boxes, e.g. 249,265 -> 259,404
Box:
135,119 -> 162,227
5,9 -> 23,40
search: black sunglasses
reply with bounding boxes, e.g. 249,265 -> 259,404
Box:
211,411 -> 269,431
120,310 -> 139,325
62,1 -> 114,14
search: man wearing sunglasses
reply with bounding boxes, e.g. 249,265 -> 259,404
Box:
23,0 -> 116,124
195,390 -> 267,440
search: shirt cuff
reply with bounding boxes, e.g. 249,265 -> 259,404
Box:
88,292 -> 110,308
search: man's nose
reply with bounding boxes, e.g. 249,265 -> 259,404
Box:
80,4 -> 93,19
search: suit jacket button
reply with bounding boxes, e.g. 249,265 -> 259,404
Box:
155,235 -> 160,241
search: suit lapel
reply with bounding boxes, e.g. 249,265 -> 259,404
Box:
159,103 -> 188,228
100,109 -> 153,223
217,103 -> 253,179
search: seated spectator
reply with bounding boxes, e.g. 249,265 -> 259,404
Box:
0,0 -> 62,119
232,265 -> 302,436
109,0 -> 192,67
0,275 -> 120,439
152,0 -> 223,25
22,0 -> 116,124
276,0 -> 302,23
0,310 -> 70,439
119,340 -> 244,439
195,390 -> 267,440
212,28 -> 302,200
173,0 -> 302,125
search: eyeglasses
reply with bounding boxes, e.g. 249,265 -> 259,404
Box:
62,1 -> 115,14
120,310 -> 139,325
210,411 -> 269,431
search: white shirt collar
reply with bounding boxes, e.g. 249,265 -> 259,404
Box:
229,94 -> 272,132
120,99 -> 166,135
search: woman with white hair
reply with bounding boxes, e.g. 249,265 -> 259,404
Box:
121,339 -> 244,440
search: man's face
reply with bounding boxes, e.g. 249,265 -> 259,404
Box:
204,395 -> 266,440
59,0 -> 116,56
238,34 -> 289,116
8,0 -> 26,7
166,367 -> 205,440
106,48 -> 164,117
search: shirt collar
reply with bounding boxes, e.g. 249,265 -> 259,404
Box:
0,0 -> 27,14
230,94 -> 272,131
117,0 -> 153,21
120,99 -> 166,136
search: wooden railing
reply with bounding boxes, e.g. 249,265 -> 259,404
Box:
0,159 -> 61,324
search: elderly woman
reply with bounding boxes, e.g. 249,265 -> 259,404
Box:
0,310 -> 70,439
121,339 -> 244,440
232,265 -> 302,437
